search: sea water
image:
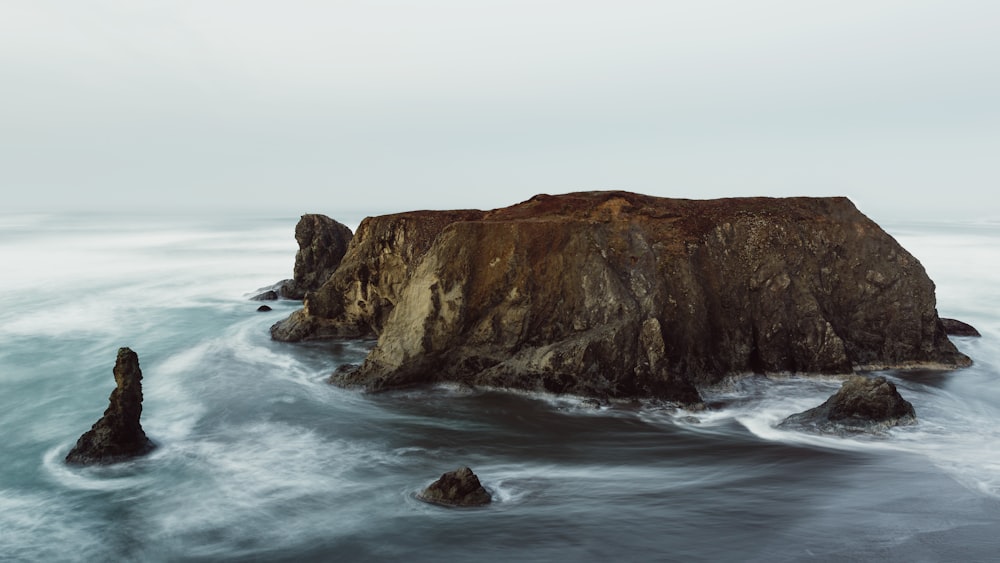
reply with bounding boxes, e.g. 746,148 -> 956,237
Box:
1,213 -> 998,562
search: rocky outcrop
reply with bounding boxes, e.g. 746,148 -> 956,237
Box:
279,214 -> 354,300
940,318 -> 981,337
418,467 -> 492,507
251,290 -> 279,301
274,191 -> 970,406
271,209 -> 484,341
779,375 -> 917,434
66,348 -> 155,465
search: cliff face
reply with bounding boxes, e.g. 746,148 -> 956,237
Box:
274,191 -> 970,405
271,209 -> 484,341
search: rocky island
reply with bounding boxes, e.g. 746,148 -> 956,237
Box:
271,191 -> 970,407
418,467 -> 492,507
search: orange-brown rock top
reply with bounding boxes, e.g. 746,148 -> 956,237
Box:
272,191 -> 970,405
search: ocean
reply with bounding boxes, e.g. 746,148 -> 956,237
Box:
1,212 -> 998,562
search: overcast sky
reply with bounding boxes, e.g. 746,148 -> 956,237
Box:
2,1 -> 998,222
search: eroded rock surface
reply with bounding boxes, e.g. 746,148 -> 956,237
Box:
274,191 -> 970,406
779,375 -> 917,434
66,347 -> 155,465
271,209 -> 483,341
280,214 -> 354,300
418,466 -> 492,507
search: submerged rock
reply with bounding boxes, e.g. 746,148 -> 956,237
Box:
418,467 -> 492,507
940,318 -> 981,337
779,375 -> 916,434
274,191 -> 970,406
66,348 -> 155,465
279,214 -> 354,300
257,305 -> 273,312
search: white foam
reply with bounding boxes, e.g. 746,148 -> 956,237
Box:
42,443 -> 157,492
0,489 -> 104,560
688,371 -> 1000,499
147,420 -> 385,552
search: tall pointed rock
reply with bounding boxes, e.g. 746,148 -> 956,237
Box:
66,347 -> 155,465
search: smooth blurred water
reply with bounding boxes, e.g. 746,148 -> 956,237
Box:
1,213 -> 998,562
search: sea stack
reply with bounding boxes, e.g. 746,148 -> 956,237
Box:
418,467 -> 492,507
780,375 -> 917,434
280,214 -> 354,300
66,347 -> 155,465
272,191 -> 971,406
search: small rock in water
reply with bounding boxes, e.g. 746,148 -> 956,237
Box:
66,347 -> 155,465
251,290 -> 279,301
779,375 -> 916,435
940,318 -> 981,337
418,466 -> 492,507
257,305 -> 273,312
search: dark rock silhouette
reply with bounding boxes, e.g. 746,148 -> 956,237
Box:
940,318 -> 981,337
418,467 -> 492,507
66,347 -> 155,465
257,305 -> 273,312
273,191 -> 970,406
779,375 -> 917,434
251,290 -> 279,301
280,214 -> 354,300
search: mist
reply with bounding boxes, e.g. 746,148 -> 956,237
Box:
2,1 -> 998,223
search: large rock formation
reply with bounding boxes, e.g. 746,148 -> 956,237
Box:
779,375 -> 917,434
272,191 -> 971,406
66,347 -> 155,465
279,214 -> 354,300
418,467 -> 492,507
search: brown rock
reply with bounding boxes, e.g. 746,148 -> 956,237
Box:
271,209 -> 483,341
275,191 -> 971,406
418,467 -> 492,507
779,375 -> 917,434
66,348 -> 155,465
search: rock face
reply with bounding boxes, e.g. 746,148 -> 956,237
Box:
273,191 -> 970,406
280,214 -> 354,300
940,318 -> 981,337
271,209 -> 484,341
418,467 -> 492,507
66,347 -> 155,465
779,375 -> 917,434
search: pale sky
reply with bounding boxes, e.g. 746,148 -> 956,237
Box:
2,1 -> 998,222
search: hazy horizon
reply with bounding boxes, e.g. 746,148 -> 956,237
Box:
3,2 -> 997,224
